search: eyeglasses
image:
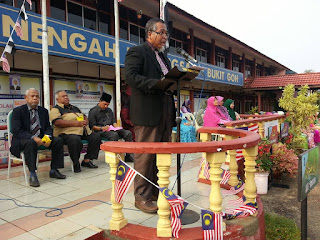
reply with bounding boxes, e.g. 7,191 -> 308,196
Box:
151,30 -> 170,38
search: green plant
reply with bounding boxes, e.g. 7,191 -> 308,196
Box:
278,84 -> 318,150
265,213 -> 300,240
248,106 -> 258,114
256,138 -> 272,172
271,142 -> 299,177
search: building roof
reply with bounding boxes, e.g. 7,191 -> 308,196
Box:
244,72 -> 320,89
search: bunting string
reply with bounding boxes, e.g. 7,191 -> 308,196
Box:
0,0 -> 31,73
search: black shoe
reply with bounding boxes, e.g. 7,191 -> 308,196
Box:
81,160 -> 98,168
74,163 -> 81,173
125,155 -> 134,162
50,169 -> 66,179
29,175 -> 40,187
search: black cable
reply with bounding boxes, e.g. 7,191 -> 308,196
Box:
0,198 -> 140,218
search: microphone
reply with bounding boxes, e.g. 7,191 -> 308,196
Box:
176,47 -> 197,63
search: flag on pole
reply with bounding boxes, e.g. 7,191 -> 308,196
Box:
26,0 -> 32,10
220,169 -> 231,185
15,20 -> 23,38
201,209 -> 223,240
160,187 -> 187,238
0,55 -> 10,73
4,37 -> 16,56
20,4 -> 28,21
114,161 -> 137,203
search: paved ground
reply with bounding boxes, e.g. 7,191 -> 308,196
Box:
260,173 -> 320,240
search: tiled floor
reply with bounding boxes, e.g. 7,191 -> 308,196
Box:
0,152 -> 227,240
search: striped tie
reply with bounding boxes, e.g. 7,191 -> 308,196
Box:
30,109 -> 40,138
155,51 -> 169,75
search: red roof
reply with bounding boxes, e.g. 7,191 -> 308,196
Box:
244,72 -> 320,89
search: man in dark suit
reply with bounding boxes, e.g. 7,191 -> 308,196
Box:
10,88 -> 65,187
125,18 -> 175,213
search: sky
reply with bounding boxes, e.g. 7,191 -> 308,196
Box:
167,0 -> 320,73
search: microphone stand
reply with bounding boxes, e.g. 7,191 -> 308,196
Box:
176,58 -> 201,225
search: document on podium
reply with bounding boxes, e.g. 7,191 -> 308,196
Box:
153,66 -> 201,91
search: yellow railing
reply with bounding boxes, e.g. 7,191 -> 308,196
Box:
101,127 -> 260,238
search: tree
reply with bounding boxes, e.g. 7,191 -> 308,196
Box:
304,69 -> 315,73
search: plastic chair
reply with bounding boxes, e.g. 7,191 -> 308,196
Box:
7,110 -> 39,184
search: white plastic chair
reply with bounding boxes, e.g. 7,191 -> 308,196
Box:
7,110 -> 39,184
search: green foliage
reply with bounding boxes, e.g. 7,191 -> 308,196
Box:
265,213 -> 300,240
248,106 -> 258,114
278,84 -> 318,150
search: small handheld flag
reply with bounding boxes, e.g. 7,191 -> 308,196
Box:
114,161 -> 137,203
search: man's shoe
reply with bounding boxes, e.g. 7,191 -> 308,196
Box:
135,199 -> 158,214
29,175 -> 40,187
74,163 -> 81,173
50,169 -> 66,179
125,155 -> 134,162
81,160 -> 98,168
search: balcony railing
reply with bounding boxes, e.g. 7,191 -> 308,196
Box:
101,127 -> 261,238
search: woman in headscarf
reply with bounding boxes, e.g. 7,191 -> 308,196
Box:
216,96 -> 232,121
203,96 -> 230,127
223,99 -> 237,121
181,99 -> 192,113
196,99 -> 207,126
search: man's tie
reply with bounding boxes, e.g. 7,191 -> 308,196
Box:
155,51 -> 169,75
30,109 -> 40,138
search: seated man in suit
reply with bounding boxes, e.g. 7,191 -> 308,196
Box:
88,93 -> 134,162
10,88 -> 66,187
50,90 -> 101,172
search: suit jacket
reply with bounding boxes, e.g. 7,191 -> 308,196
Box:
10,85 -> 20,90
125,42 -> 175,126
10,104 -> 53,158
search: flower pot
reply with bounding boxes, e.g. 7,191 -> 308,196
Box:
255,172 -> 269,194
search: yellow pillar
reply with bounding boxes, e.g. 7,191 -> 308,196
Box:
156,153 -> 172,238
225,132 -> 238,187
258,121 -> 265,138
105,152 -> 127,230
242,146 -> 258,203
200,132 -> 211,142
206,151 -> 225,213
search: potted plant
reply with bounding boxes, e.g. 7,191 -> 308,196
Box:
271,142 -> 299,178
278,84 -> 318,153
255,138 -> 273,194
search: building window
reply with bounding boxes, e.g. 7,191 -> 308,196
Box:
216,55 -> 225,68
50,0 -> 66,21
196,48 -> 207,63
256,69 -> 261,77
84,7 -> 96,30
0,0 -> 13,7
233,61 -> 239,72
120,20 -> 128,40
169,39 -> 183,54
129,23 -> 145,44
99,12 -> 110,34
245,100 -> 253,113
67,1 -> 83,27
245,65 -> 251,78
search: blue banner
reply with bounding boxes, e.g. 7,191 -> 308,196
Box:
0,4 -> 243,86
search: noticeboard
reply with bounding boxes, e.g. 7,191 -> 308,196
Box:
298,146 -> 320,201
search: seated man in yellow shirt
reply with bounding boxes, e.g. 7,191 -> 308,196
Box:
49,90 -> 101,172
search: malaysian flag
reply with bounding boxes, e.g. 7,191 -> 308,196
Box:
228,195 -> 246,207
20,4 -> 28,21
26,0 -> 32,10
15,20 -> 23,38
225,202 -> 257,218
4,37 -> 16,56
220,170 -> 231,185
198,157 -> 210,180
0,55 -> 10,73
160,187 -> 187,238
114,161 -> 137,203
248,124 -> 259,133
201,209 -> 223,240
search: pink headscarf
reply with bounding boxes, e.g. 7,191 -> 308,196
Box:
216,96 -> 224,104
203,96 -> 223,127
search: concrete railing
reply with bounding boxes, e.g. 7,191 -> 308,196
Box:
100,127 -> 260,238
